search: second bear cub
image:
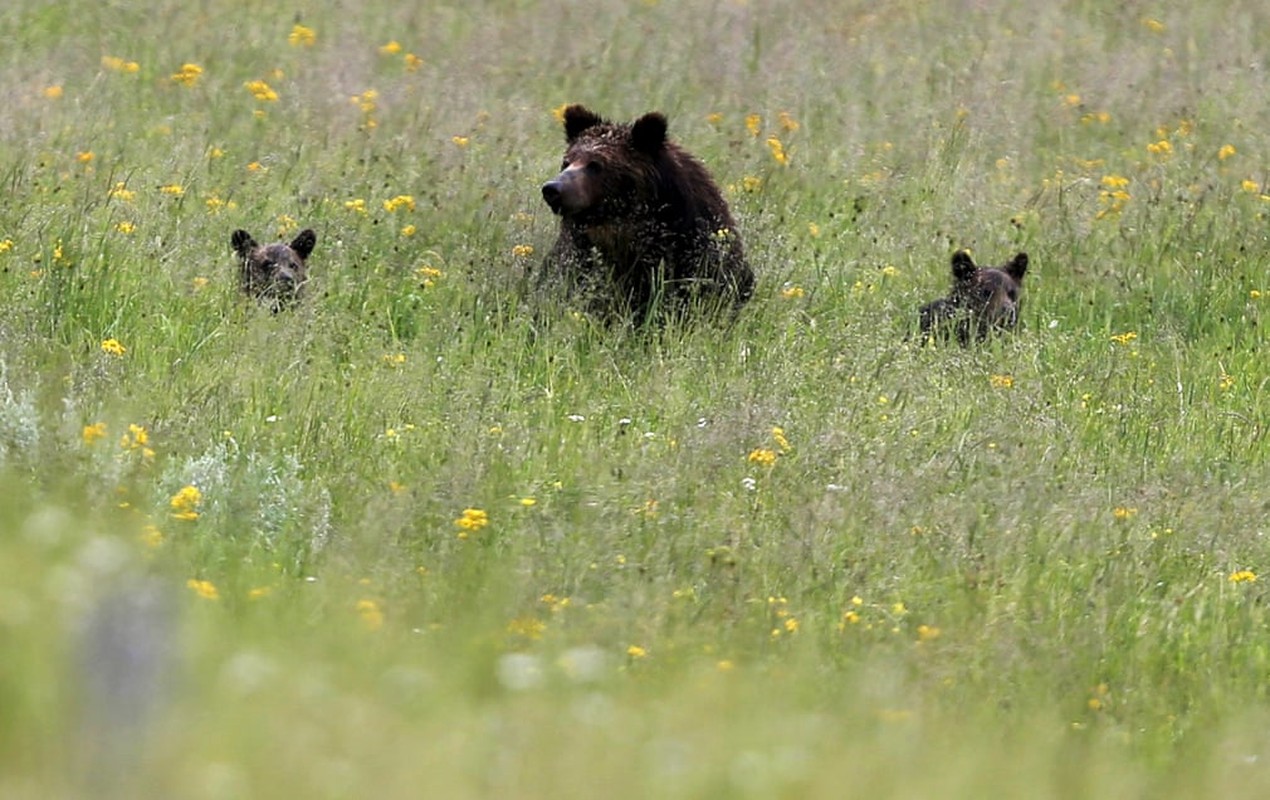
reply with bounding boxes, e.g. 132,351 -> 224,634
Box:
919,250 -> 1028,345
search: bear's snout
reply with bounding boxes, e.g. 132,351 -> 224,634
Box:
542,180 -> 564,213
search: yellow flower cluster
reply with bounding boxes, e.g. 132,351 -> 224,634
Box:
82,422 -> 108,445
288,24 -> 317,47
747,448 -> 777,466
171,63 -> 203,86
102,56 -> 140,73
383,195 -> 416,212
170,485 -> 203,521
244,80 -> 278,102
187,579 -> 219,600
100,338 -> 126,356
357,598 -> 384,630
455,508 -> 489,538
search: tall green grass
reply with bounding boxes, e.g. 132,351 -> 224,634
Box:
2,0 -> 1269,796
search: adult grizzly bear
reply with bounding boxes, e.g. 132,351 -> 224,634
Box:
919,250 -> 1029,345
230,228 -> 316,312
539,104 -> 754,325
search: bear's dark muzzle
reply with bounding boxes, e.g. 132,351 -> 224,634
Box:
542,181 -> 564,214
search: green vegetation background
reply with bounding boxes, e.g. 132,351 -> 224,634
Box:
1,1 -> 1268,797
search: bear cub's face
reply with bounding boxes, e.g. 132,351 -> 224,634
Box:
231,229 -> 316,311
919,250 -> 1028,344
541,104 -> 667,223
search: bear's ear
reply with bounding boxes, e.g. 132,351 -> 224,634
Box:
631,112 -> 668,154
1004,252 -> 1028,282
231,230 -> 257,257
950,250 -> 977,280
563,105 -> 603,142
290,229 -> 317,260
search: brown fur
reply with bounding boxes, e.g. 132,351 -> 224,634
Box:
539,105 -> 754,325
230,229 -> 316,312
919,250 -> 1028,345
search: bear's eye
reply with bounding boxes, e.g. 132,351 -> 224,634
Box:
585,161 -> 603,175
1007,288 -> 1018,301
560,158 -> 570,171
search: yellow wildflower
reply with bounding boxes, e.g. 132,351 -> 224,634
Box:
1218,144 -> 1236,161
357,599 -> 384,630
159,184 -> 184,196
627,645 -> 648,659
1141,17 -> 1165,33
747,448 -> 777,466
989,374 -> 1014,389
170,485 -> 203,521
344,198 -> 367,214
772,427 -> 791,452
766,136 -> 788,166
139,525 -> 164,548
455,507 -> 489,536
705,112 -> 723,125
917,624 -> 941,642
403,53 -> 423,71
740,176 -> 762,193
1110,331 -> 1138,346
0,239 -> 12,253
107,182 -> 135,202
778,111 -> 799,132
288,23 -> 317,46
400,224 -> 417,237
187,579 -> 219,600
244,80 -> 279,102
379,41 -> 402,55
171,63 -> 203,86
43,85 -> 63,99
102,56 -> 140,73
76,151 -> 94,164
1229,570 -> 1257,584
781,285 -> 805,299
119,423 -> 149,451
745,113 -> 761,136
1241,180 -> 1260,193
100,338 -> 126,356
115,221 -> 136,234
383,194 -> 416,212
1112,506 -> 1139,521
452,135 -> 470,148
82,422 -> 108,445
511,244 -> 534,258
507,616 -> 546,639
1146,139 -> 1172,156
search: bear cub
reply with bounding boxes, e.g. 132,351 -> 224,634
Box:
230,229 -> 316,311
919,250 -> 1028,345
540,104 -> 754,325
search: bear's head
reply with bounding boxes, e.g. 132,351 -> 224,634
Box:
231,228 -> 316,311
919,250 -> 1028,344
541,104 -> 669,224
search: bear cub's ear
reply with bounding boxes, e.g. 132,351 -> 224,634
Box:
950,250 -> 978,281
231,230 -> 257,257
563,105 -> 604,142
631,112 -> 668,154
1004,253 -> 1028,282
290,229 -> 317,260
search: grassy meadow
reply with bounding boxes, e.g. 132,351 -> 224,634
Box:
2,0 -> 1270,796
